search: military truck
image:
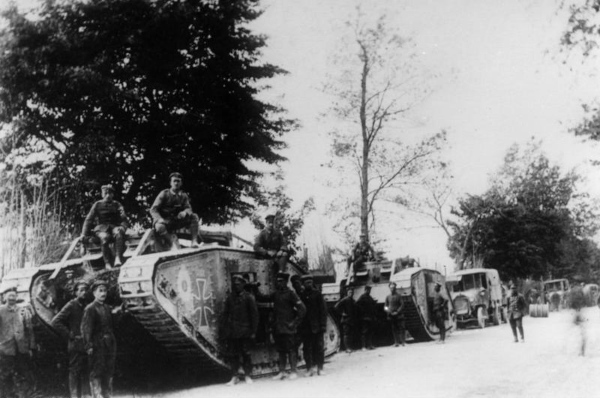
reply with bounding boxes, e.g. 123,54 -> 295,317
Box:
543,279 -> 570,311
0,227 -> 341,380
446,268 -> 505,328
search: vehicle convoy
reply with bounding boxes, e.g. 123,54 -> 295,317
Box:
543,279 -> 570,311
446,268 -> 506,328
0,227 -> 341,379
323,258 -> 455,343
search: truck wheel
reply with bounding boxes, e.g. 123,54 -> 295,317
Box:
492,307 -> 500,326
477,307 -> 486,329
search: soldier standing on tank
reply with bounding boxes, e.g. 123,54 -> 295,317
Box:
82,280 -> 118,398
384,282 -> 405,347
299,275 -> 327,377
223,275 -> 259,386
506,284 -> 527,343
334,286 -> 356,353
254,215 -> 289,274
0,286 -> 37,398
81,184 -> 129,269
356,285 -> 377,350
150,172 -> 201,249
346,234 -> 376,282
432,283 -> 448,344
51,281 -> 90,398
269,273 -> 306,381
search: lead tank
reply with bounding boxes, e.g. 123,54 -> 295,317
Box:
0,228 -> 341,379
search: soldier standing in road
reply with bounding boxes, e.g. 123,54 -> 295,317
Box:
299,275 -> 327,377
82,280 -> 117,398
356,284 -> 377,350
506,284 -> 527,343
223,275 -> 259,386
51,281 -> 90,398
81,184 -> 128,268
270,273 -> 306,381
0,286 -> 37,398
334,287 -> 356,353
254,215 -> 289,274
385,282 -> 405,347
150,172 -> 201,249
432,283 -> 448,344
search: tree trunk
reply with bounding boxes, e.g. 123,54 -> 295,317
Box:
359,43 -> 370,240
19,190 -> 27,269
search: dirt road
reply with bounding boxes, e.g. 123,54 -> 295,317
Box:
133,307 -> 600,398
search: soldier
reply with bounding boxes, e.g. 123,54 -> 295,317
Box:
0,286 -> 36,398
356,284 -> 377,350
269,273 -> 306,381
506,284 -> 526,343
334,286 -> 356,353
346,234 -> 376,282
254,215 -> 289,273
223,275 -> 259,386
82,280 -> 117,398
298,275 -> 327,377
150,172 -> 201,249
82,184 -> 128,268
51,281 -> 90,398
384,282 -> 405,347
432,283 -> 448,344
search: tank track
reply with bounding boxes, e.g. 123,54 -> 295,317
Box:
402,296 -> 435,342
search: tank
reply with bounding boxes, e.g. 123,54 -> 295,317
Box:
323,258 -> 455,343
0,227 -> 341,379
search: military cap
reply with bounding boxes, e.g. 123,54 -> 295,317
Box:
276,272 -> 290,282
75,280 -> 89,289
389,281 -> 397,288
346,285 -> 355,291
364,284 -> 373,290
101,184 -> 115,193
232,274 -> 247,284
169,172 -> 183,180
1,286 -> 17,295
265,214 -> 276,222
300,274 -> 313,282
91,280 -> 109,291
290,274 -> 301,282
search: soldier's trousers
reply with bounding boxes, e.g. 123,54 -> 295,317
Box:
509,317 -> 524,340
228,338 -> 253,377
360,319 -> 374,348
434,311 -> 446,342
89,339 -> 116,398
69,351 -> 87,398
342,322 -> 354,351
301,332 -> 324,370
0,353 -> 31,398
389,316 -> 405,345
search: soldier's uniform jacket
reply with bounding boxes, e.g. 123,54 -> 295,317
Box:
223,290 -> 259,340
272,288 -> 306,335
356,292 -> 378,321
506,294 -> 527,320
299,289 -> 327,335
334,296 -> 356,325
0,305 -> 35,356
432,291 -> 448,313
385,292 -> 404,319
253,228 -> 287,254
81,301 -> 116,352
150,189 -> 192,222
51,298 -> 86,352
352,242 -> 375,260
82,199 -> 128,235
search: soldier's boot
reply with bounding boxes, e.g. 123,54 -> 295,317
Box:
90,378 -> 102,398
361,335 -> 367,351
114,232 -> 126,266
288,352 -> 298,379
272,356 -> 287,380
225,376 -> 239,386
101,244 -> 114,269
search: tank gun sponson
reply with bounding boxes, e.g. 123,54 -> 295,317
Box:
118,243 -> 341,376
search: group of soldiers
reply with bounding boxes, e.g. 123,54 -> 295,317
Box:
82,172 -> 201,269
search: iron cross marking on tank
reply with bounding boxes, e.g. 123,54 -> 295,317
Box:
192,278 -> 213,328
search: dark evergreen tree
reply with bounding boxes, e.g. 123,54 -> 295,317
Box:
0,0 -> 293,227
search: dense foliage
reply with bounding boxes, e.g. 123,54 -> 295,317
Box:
448,142 -> 600,282
0,0 -> 293,228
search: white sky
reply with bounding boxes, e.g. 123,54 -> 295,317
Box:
250,0 -> 600,268
6,0 -> 600,270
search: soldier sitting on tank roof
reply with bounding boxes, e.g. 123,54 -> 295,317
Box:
346,234 -> 376,281
253,214 -> 289,273
150,172 -> 202,250
81,184 -> 129,269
